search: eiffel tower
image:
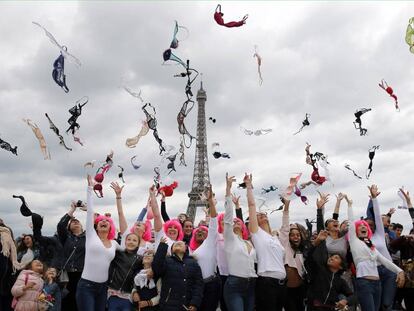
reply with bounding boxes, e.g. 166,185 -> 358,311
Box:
186,82 -> 210,222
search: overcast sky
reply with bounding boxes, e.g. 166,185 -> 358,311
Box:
1,1 -> 414,237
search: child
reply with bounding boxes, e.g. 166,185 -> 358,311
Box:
132,250 -> 160,310
40,267 -> 61,311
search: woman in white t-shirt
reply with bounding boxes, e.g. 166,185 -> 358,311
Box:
345,188 -> 405,311
76,175 -> 123,311
223,173 -> 256,311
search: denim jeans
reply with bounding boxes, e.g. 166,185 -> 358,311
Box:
107,296 -> 133,311
377,265 -> 396,311
223,275 -> 256,311
355,278 -> 381,311
76,278 -> 108,311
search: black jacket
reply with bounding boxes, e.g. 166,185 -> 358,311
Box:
152,242 -> 203,310
108,250 -> 142,293
306,241 -> 353,307
56,214 -> 86,272
31,213 -> 64,269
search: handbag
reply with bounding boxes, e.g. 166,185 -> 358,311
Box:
401,258 -> 414,288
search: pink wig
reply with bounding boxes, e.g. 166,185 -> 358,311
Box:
217,212 -> 248,240
189,226 -> 208,251
163,219 -> 184,241
217,213 -> 225,234
94,215 -> 116,240
354,219 -> 373,239
130,220 -> 152,242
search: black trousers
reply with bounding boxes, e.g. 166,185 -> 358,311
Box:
284,285 -> 306,311
199,276 -> 222,311
62,271 -> 82,311
255,276 -> 286,311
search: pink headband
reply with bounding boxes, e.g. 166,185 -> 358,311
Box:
163,219 -> 184,241
189,226 -> 208,251
94,215 -> 116,240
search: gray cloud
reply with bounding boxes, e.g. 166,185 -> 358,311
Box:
1,2 -> 414,237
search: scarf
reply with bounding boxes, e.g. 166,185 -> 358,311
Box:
0,226 -> 20,271
134,269 -> 156,289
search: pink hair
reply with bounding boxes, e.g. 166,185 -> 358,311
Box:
354,220 -> 373,239
163,219 -> 184,241
130,220 -> 152,242
217,212 -> 248,240
189,226 -> 208,251
94,215 -> 116,240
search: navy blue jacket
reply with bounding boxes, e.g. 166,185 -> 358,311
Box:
152,242 -> 203,310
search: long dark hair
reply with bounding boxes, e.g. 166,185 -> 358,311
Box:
16,234 -> 34,255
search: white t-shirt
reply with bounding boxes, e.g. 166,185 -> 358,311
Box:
217,234 -> 229,276
224,196 -> 257,278
193,217 -> 218,279
82,187 -> 122,283
251,227 -> 286,279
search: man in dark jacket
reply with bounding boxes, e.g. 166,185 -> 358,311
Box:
152,238 -> 203,310
307,230 -> 353,311
57,202 -> 86,311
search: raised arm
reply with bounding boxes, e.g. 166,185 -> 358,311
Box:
152,237 -> 168,278
333,193 -> 345,220
399,188 -> 414,230
159,190 -> 170,222
111,182 -> 127,235
345,196 -> 357,241
316,191 -> 330,233
224,173 -> 236,243
243,174 -> 258,233
279,197 -> 290,246
368,185 -> 385,238
57,203 -> 77,244
232,194 -> 243,222
150,186 -> 163,232
86,175 -> 95,236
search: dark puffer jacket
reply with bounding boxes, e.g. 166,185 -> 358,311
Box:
57,214 -> 85,272
152,242 -> 203,310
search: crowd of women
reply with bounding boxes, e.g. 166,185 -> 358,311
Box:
0,173 -> 413,311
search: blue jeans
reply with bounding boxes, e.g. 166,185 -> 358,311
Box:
377,265 -> 396,311
223,275 -> 256,311
107,296 -> 133,311
355,278 -> 381,311
76,278 -> 108,311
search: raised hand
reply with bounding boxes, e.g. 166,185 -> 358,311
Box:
368,184 -> 381,199
335,192 -> 346,201
316,191 -> 330,209
231,193 -> 241,208
226,173 -> 236,195
110,182 -> 124,196
399,188 -> 412,207
344,195 -> 353,207
388,207 -> 396,215
243,173 -> 253,188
